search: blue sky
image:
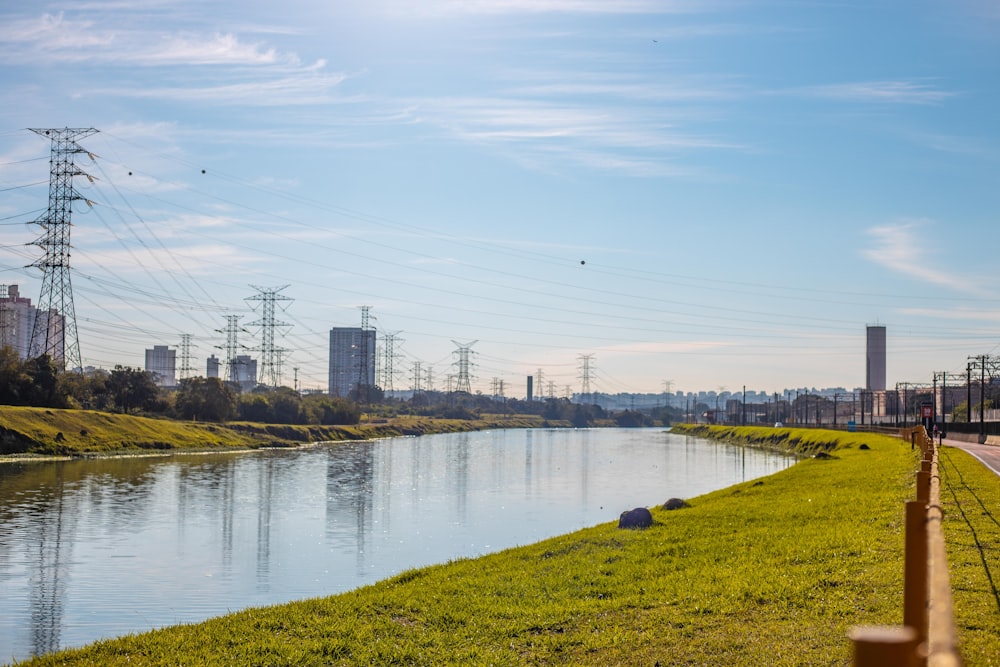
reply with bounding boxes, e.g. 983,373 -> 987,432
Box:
1,0 -> 998,397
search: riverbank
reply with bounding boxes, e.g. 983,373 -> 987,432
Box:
0,405 -> 564,461
16,427 -> 924,666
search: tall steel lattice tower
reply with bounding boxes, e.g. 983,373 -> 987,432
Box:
451,340 -> 477,394
246,285 -> 292,387
358,306 -> 375,396
178,333 -> 195,381
578,353 -> 595,398
381,331 -> 401,392
218,315 -> 244,384
27,127 -> 98,370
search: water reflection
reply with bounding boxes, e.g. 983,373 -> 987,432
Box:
0,429 -> 794,664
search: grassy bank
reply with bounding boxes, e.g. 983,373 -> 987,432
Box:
0,405 -> 559,459
938,446 -> 1000,665
17,428 -> 920,666
669,422 -> 882,455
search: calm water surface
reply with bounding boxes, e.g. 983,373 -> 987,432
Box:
0,428 -> 795,663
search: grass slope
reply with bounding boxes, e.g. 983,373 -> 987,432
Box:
938,446 -> 1000,666
0,406 -> 555,457
17,429 -> 918,666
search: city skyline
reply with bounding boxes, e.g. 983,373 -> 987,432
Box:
1,2 -> 999,394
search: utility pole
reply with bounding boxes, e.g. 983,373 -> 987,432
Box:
27,127 -> 98,371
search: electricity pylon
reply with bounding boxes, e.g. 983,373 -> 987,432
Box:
451,340 -> 478,393
27,127 -> 98,370
246,285 -> 292,387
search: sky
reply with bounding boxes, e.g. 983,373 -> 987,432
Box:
0,0 -> 999,398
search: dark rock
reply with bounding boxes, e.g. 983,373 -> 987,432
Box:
662,498 -> 688,510
814,451 -> 833,459
618,507 -> 653,529
859,444 -> 870,450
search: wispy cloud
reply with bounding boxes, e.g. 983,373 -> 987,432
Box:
0,12 -> 310,69
378,0 -> 712,17
862,220 -> 986,295
415,92 -> 739,176
94,70 -> 349,106
803,80 -> 955,105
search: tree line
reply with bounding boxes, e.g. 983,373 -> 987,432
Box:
0,348 -> 670,427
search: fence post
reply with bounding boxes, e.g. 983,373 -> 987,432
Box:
850,626 -> 918,667
904,499 -> 929,658
917,468 -> 931,504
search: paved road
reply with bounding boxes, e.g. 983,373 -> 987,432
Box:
942,439 -> 1000,476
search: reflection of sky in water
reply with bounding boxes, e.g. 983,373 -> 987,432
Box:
0,429 -> 794,663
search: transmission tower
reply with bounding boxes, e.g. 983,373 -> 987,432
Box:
578,354 -> 595,399
27,127 -> 98,370
412,361 -> 422,393
451,340 -> 478,393
178,334 -> 195,381
381,331 -> 401,392
216,315 -> 244,384
425,366 -> 435,392
246,285 -> 292,387
357,306 -> 376,399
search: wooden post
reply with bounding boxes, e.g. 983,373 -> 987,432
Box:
904,500 -> 928,652
850,625 -> 918,666
916,470 -> 930,503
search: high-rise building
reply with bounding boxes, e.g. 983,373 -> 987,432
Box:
233,354 -> 257,391
866,325 -> 886,391
145,345 -> 177,388
329,327 -> 376,397
206,354 -> 220,379
0,285 -> 36,359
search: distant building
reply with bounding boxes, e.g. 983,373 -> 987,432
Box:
206,354 -> 220,379
232,354 -> 257,391
145,345 -> 177,388
329,327 -> 376,397
866,325 -> 886,391
0,285 -> 36,359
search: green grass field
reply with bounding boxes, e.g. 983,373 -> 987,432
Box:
938,446 -> 1000,666
17,428 -> 930,666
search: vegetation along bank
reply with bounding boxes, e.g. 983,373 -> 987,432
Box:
15,427 -> 936,666
0,405 -> 559,459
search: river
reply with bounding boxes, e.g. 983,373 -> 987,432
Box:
0,427 -> 795,663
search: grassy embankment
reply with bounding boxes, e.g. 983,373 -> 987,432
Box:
937,446 -> 1000,665
0,405 -> 560,459
18,426 -> 925,666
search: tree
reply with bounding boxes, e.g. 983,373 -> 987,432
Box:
301,395 -> 360,425
58,369 -> 110,410
175,377 -> 237,422
108,366 -> 160,414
